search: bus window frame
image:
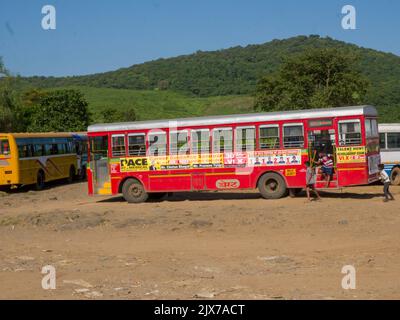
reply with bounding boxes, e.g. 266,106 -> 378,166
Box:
387,132 -> 400,150
212,127 -> 233,153
190,129 -> 210,154
111,134 -> 127,158
148,131 -> 167,156
169,130 -> 190,155
235,126 -> 256,152
282,123 -> 304,149
338,119 -> 362,146
128,133 -> 146,157
258,124 -> 280,150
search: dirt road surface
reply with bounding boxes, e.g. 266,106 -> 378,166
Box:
0,181 -> 399,299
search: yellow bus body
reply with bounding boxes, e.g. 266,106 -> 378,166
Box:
0,133 -> 78,187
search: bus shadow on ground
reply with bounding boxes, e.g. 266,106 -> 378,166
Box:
97,190 -> 385,203
310,191 -> 383,199
1,179 -> 85,194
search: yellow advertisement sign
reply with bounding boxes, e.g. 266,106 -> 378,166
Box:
120,157 -> 150,172
336,146 -> 366,163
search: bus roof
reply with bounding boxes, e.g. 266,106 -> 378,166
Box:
378,123 -> 400,132
88,105 -> 377,133
0,133 -> 79,139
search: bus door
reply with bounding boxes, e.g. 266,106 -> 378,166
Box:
89,135 -> 111,194
306,120 -> 337,188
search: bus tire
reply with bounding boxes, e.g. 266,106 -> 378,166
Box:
68,165 -> 76,183
288,188 -> 302,198
148,192 -> 167,200
122,179 -> 148,203
390,167 -> 400,186
35,170 -> 45,190
258,172 -> 287,199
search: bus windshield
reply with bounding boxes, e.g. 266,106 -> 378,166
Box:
0,139 -> 10,156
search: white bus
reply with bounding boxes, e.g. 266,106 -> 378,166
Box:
379,123 -> 400,185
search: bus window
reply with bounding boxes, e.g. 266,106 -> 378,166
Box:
283,124 -> 304,148
170,131 -> 189,155
0,139 -> 10,156
259,125 -> 280,149
148,132 -> 167,156
379,133 -> 386,149
387,133 -> 400,149
236,127 -> 255,151
128,134 -> 146,156
57,143 -> 67,155
90,136 -> 108,160
365,119 -> 378,138
213,128 -> 233,153
18,144 -> 33,158
338,120 -> 361,146
33,144 -> 44,157
191,130 -> 210,154
111,134 -> 126,157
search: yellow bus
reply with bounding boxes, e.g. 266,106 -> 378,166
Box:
0,133 -> 87,190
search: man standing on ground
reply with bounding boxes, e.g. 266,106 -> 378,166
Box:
379,164 -> 395,202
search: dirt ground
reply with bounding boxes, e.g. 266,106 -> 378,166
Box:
0,181 -> 399,300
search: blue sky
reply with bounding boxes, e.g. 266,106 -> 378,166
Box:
0,0 -> 399,76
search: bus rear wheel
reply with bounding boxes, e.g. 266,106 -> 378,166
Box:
35,170 -> 45,190
391,167 -> 400,186
258,172 -> 287,199
122,179 -> 148,203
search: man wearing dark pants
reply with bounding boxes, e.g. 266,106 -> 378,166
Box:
379,164 -> 395,202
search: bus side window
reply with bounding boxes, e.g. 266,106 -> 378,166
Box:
338,120 -> 361,146
236,127 -> 255,151
387,132 -> 400,149
148,132 -> 167,156
34,144 -> 44,157
379,133 -> 386,149
128,134 -> 146,156
18,145 -> 33,158
111,134 -> 126,157
170,131 -> 189,155
57,143 -> 66,155
259,125 -> 280,149
283,124 -> 304,148
213,128 -> 233,153
191,130 -> 210,154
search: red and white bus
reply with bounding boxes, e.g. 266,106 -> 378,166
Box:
87,105 -> 381,203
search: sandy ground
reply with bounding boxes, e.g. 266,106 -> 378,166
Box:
0,181 -> 399,300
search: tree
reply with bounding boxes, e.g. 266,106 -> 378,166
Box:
100,107 -> 137,123
28,89 -> 90,132
254,48 -> 370,112
0,57 -> 28,132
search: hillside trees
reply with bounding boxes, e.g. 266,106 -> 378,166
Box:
27,89 -> 90,132
254,48 -> 370,111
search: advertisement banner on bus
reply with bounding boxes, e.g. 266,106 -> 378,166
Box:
336,146 -> 366,163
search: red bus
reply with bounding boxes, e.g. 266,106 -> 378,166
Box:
87,105 -> 381,203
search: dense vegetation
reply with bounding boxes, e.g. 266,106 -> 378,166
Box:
16,35 -> 400,110
255,48 -> 369,111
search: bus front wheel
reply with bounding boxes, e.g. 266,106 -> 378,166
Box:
35,170 -> 45,190
258,173 -> 287,199
391,167 -> 400,186
122,179 -> 148,203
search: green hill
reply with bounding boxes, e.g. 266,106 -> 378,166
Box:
18,35 -> 400,105
47,86 -> 254,123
